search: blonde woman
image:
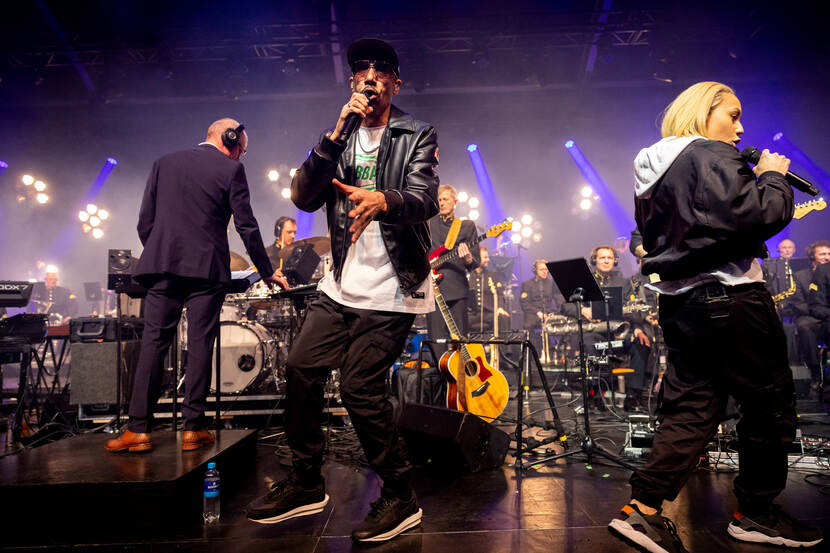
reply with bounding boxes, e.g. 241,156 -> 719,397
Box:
608,82 -> 822,551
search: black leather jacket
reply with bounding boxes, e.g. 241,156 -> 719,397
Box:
290,105 -> 439,291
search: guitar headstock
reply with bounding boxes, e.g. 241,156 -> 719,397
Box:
793,198 -> 826,220
486,221 -> 512,238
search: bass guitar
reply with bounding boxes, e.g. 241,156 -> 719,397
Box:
429,221 -> 512,281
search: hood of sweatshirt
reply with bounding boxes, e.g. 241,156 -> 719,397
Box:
634,136 -> 705,198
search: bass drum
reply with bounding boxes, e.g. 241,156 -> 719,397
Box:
211,321 -> 273,394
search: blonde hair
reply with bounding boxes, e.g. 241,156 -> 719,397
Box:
437,184 -> 457,199
660,81 -> 735,138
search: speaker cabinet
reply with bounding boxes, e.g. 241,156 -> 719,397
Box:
397,403 -> 509,472
70,340 -> 140,405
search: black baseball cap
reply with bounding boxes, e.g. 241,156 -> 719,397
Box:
347,38 -> 400,77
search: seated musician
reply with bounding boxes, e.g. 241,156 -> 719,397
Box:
468,245 -> 509,334
426,184 -> 479,357
809,258 -> 830,408
563,245 -> 652,411
520,259 -> 561,361
792,240 -> 830,396
265,216 -> 297,275
29,266 -> 77,325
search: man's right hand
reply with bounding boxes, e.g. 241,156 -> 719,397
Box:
754,149 -> 790,177
329,92 -> 373,142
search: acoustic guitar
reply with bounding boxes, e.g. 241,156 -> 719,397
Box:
432,274 -> 509,420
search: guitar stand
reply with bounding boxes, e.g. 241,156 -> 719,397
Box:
415,332 -> 569,471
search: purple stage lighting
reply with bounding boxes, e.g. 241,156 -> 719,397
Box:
771,132 -> 828,193
0,160 -> 8,168
106,157 -> 118,165
466,144 -> 506,228
564,140 -> 634,237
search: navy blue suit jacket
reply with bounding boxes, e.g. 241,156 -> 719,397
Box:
134,144 -> 273,286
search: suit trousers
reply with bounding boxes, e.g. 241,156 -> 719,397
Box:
128,276 -> 225,432
285,294 -> 415,496
630,282 -> 797,515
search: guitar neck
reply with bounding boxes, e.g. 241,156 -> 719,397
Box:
432,281 -> 471,365
434,231 -> 487,267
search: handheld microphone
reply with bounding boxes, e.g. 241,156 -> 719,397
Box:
740,146 -> 819,196
336,90 -> 377,145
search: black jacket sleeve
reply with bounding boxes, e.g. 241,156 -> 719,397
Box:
291,134 -> 342,213
136,160 -> 160,246
378,126 -> 440,225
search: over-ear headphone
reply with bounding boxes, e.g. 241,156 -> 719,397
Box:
274,216 -> 290,239
590,245 -> 618,267
221,124 -> 245,149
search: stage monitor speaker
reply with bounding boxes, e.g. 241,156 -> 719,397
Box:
70,340 -> 140,405
397,403 -> 509,472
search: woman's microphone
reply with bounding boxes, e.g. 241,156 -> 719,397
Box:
741,146 -> 819,196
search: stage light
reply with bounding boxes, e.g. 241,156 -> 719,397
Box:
467,144 -> 478,152
0,161 -> 7,168
511,233 -> 522,244
565,140 -> 575,149
98,209 -> 109,220
106,157 -> 118,165
281,187 -> 291,199
521,226 -> 532,238
86,203 -> 98,214
289,168 -> 298,178
533,233 -> 543,243
267,169 -> 280,182
580,198 -> 592,210
89,216 -> 101,227
773,132 -> 783,142
78,211 -> 90,222
469,209 -> 480,221
457,191 -> 469,203
22,175 -> 34,185
521,214 -> 533,225
512,220 -> 523,232
34,180 -> 46,192
91,228 -> 104,239
17,195 -> 26,203
580,185 -> 593,198
45,264 -> 59,273
82,224 -> 91,233
468,196 -> 480,209
36,193 -> 49,204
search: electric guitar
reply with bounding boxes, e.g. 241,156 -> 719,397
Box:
429,221 -> 512,281
432,274 -> 509,420
793,198 -> 826,220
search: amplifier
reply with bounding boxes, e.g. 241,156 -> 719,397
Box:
69,317 -> 144,343
70,340 -> 140,405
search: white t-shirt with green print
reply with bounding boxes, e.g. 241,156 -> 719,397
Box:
318,125 -> 433,313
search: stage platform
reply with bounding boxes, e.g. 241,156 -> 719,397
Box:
0,429 -> 257,539
1,397 -> 829,553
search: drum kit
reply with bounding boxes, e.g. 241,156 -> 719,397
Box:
178,236 -> 330,396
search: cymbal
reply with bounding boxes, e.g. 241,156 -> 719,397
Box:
279,236 -> 331,259
229,251 -> 251,271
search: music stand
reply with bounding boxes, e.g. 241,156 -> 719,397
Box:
532,258 -> 637,470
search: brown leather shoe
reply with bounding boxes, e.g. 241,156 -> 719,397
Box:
182,430 -> 215,451
105,430 -> 152,452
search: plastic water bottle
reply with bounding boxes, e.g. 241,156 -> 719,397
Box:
203,461 -> 220,524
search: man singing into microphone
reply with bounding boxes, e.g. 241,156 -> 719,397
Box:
608,82 -> 822,551
246,38 -> 438,543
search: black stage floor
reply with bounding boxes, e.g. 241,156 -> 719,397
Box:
1,394 -> 829,553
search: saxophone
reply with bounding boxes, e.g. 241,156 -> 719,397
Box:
772,258 -> 796,305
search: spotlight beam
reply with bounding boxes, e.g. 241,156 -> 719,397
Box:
564,140 -> 633,236
466,144 -> 506,227
772,133 -> 828,194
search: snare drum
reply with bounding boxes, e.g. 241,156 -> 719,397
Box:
211,321 -> 274,394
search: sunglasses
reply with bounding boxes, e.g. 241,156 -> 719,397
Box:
352,60 -> 396,78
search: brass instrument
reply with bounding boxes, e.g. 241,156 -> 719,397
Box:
772,258 -> 796,305
622,301 -> 652,315
546,318 -> 630,338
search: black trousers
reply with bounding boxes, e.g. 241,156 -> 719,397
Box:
128,276 -> 225,432
285,294 -> 415,496
630,282 -> 797,515
426,296 -> 468,359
